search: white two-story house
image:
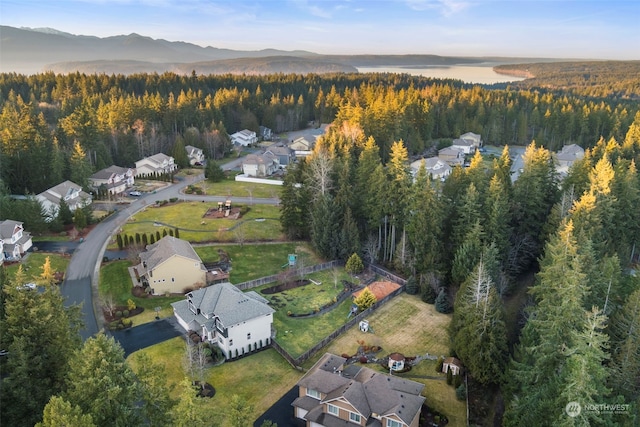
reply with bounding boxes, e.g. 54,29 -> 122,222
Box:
89,165 -> 135,196
135,153 -> 177,177
36,180 -> 92,220
230,129 -> 258,147
171,282 -> 275,360
185,145 -> 205,165
0,220 -> 33,263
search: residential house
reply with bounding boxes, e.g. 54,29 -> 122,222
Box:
438,146 -> 465,167
264,144 -> 294,166
134,153 -> 177,177
410,158 -> 452,181
242,153 -> 279,177
185,145 -> 205,165
259,125 -> 273,141
135,236 -> 207,295
442,357 -> 463,376
293,353 -> 425,427
556,144 -> 585,173
171,282 -> 275,360
451,138 -> 476,155
459,132 -> 482,149
36,180 -> 92,219
288,136 -> 314,157
0,220 -> 33,262
230,129 -> 258,147
89,165 -> 135,196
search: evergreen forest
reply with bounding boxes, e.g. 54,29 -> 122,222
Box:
1,67 -> 640,425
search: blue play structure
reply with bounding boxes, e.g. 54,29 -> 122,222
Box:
282,253 -> 298,269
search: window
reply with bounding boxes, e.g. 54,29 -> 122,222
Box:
247,333 -> 251,340
306,389 -> 321,399
349,412 -> 361,423
229,339 -> 233,346
327,404 -> 339,416
387,419 -> 403,427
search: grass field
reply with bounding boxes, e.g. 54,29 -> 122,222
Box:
4,252 -> 70,285
194,242 -> 319,283
118,201 -> 284,244
128,341 -> 301,427
198,176 -> 283,200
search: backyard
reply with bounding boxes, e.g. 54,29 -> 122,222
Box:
115,201 -> 284,244
4,252 -> 70,285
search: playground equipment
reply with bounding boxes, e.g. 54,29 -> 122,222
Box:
218,199 -> 232,217
347,303 -> 359,319
359,319 -> 375,334
282,253 -> 298,269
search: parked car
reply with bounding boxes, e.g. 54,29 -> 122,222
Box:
129,191 -> 142,197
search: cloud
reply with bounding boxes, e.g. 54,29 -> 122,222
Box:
404,0 -> 470,16
290,0 -> 333,18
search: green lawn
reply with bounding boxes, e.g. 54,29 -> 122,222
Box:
118,202 -> 284,244
199,175 -> 283,199
128,342 -> 301,427
195,242 -> 320,283
4,252 -> 70,284
99,260 -> 183,326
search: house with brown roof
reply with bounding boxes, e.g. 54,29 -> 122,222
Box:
442,357 -> 463,376
293,353 -> 425,427
171,282 -> 275,360
135,236 -> 207,295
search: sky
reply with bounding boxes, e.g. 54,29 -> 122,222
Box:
1,0 -> 639,60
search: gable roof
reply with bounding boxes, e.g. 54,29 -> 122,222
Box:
139,236 -> 204,271
265,145 -> 293,156
174,282 -> 274,328
90,165 -> 131,180
148,152 -> 173,164
452,138 -> 473,147
297,353 -> 425,425
37,180 -> 89,205
556,144 -> 585,162
243,153 -> 277,166
0,219 -> 23,239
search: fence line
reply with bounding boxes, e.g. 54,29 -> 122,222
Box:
270,262 -> 406,367
235,260 -> 340,290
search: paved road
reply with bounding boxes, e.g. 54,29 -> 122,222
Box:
60,163 -> 280,340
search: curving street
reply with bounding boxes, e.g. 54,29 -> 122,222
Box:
61,165 -> 280,339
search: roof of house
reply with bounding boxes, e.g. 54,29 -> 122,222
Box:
439,146 -> 464,157
411,157 -> 452,175
443,356 -> 462,367
172,282 -> 274,328
89,165 -> 131,180
148,153 -> 173,164
352,281 -> 401,301
0,219 -> 23,239
37,180 -> 90,205
556,144 -> 585,161
297,353 -> 425,425
243,153 -> 277,166
265,145 -> 293,156
460,131 -> 481,141
452,138 -> 474,147
139,236 -> 204,271
231,129 -> 256,138
185,145 -> 202,155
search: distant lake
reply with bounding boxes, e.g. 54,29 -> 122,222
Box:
356,64 -> 526,85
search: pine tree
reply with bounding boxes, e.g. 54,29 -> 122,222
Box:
280,160 -> 310,239
63,333 -> 141,427
173,378 -> 212,427
345,253 -> 364,275
354,287 -> 377,312
310,194 -> 339,259
435,288 -> 452,314
69,140 -> 93,189
132,353 -> 177,427
36,396 -> 95,427
609,288 -> 640,401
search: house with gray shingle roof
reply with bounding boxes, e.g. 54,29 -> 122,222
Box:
0,219 -> 33,263
135,153 -> 177,177
555,144 -> 585,173
35,180 -> 92,220
135,236 -> 206,295
89,165 -> 135,196
293,353 -> 425,427
171,282 -> 274,360
185,145 -> 205,165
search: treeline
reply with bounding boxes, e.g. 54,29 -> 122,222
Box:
281,111 -> 640,423
1,71 -> 638,196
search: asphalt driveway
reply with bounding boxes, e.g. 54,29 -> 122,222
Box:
254,386 -> 303,427
110,317 -> 183,357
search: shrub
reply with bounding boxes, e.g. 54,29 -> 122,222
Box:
436,356 -> 444,373
454,373 -> 463,388
435,288 -> 452,313
359,356 -> 368,364
109,320 -> 120,330
169,197 -> 178,203
127,299 -> 136,311
446,368 -> 453,385
345,253 -> 364,275
115,310 -> 123,318
123,318 -> 133,327
455,384 -> 466,401
122,310 -> 130,317
421,284 -> 437,304
406,276 -> 419,295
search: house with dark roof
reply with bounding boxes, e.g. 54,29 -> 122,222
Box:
293,353 -> 425,427
135,236 -> 207,295
451,138 -> 475,155
242,152 -> 279,177
89,165 -> 135,196
171,282 -> 275,359
0,220 -> 33,263
134,153 -> 177,177
438,146 -> 465,166
265,144 -> 295,166
36,180 -> 92,220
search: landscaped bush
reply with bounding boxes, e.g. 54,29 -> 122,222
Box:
115,310 -> 122,318
455,384 -> 466,401
169,197 -> 178,203
359,356 -> 368,364
127,299 -> 136,311
123,310 -> 130,317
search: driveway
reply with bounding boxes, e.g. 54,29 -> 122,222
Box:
253,386 -> 303,427
110,317 -> 183,357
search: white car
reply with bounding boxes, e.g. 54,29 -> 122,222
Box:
129,191 -> 142,197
